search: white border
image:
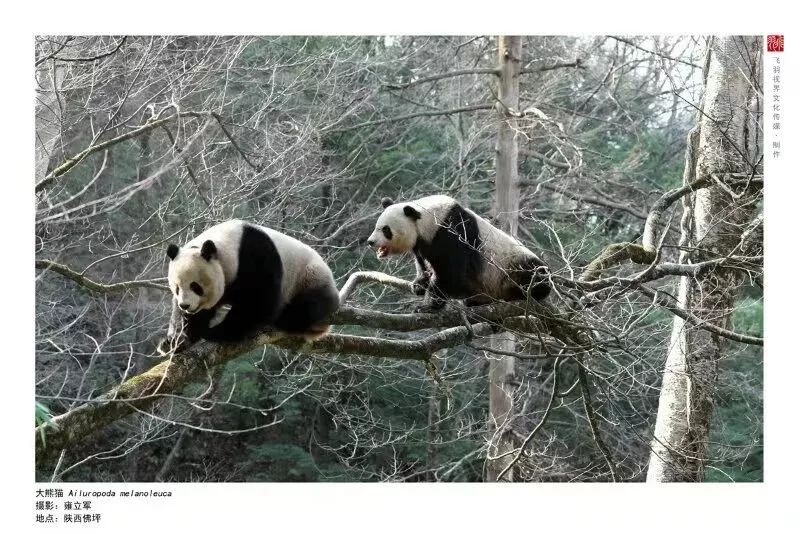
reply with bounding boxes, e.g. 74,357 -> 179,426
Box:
5,2 -> 798,532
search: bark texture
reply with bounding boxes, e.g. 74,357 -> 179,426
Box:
646,36 -> 762,482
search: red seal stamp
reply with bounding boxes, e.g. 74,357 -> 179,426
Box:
768,35 -> 784,52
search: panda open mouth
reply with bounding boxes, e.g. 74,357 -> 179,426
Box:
376,246 -> 390,259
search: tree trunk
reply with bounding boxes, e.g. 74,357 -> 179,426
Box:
646,36 -> 762,482
486,36 -> 522,482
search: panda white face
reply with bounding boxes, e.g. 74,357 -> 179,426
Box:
166,240 -> 226,314
367,199 -> 422,260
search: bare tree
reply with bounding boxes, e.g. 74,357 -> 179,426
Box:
647,36 -> 762,482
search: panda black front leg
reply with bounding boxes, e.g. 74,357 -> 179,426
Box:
411,249 -> 431,296
413,277 -> 447,313
412,272 -> 431,296
157,303 -> 213,355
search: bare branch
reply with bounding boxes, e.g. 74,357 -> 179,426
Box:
636,286 -> 763,345
338,271 -> 412,303
520,149 -> 572,170
520,59 -> 585,73
608,36 -> 702,69
322,103 -> 494,134
35,111 -> 209,192
578,361 -> 619,482
48,36 -> 127,64
35,321 -> 496,463
36,259 -> 167,293
383,68 -> 498,90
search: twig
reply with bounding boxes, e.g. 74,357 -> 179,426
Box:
578,360 -> 618,482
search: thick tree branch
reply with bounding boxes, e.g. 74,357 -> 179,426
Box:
338,271 -> 412,303
35,322 -> 498,463
581,171 -> 762,281
35,270 -> 560,463
520,59 -> 584,73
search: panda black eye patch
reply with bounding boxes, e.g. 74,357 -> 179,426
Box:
190,282 -> 204,296
382,225 -> 393,240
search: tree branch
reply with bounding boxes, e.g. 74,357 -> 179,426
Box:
636,286 -> 763,345
520,59 -> 584,74
520,149 -> 572,170
35,269 -> 562,462
322,104 -> 494,133
383,68 -> 498,90
49,36 -> 127,64
35,321 -> 498,463
581,170 -> 762,281
35,259 -> 167,293
338,271 -> 412,303
608,36 -> 702,69
533,181 -> 649,219
578,361 -> 618,481
380,60 -> 584,91
35,111 -> 213,193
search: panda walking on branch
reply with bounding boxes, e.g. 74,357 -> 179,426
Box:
367,195 -> 550,312
159,220 -> 340,354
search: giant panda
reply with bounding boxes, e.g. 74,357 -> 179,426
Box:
158,220 -> 340,353
366,195 -> 550,311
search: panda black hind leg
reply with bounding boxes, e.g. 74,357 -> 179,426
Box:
463,294 -> 493,307
507,256 -> 551,301
274,285 -> 340,341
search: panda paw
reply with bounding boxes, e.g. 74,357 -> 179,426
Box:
156,337 -> 174,356
156,335 -> 189,356
411,275 -> 430,296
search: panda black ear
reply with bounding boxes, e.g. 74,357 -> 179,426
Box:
200,240 -> 217,261
166,244 -> 179,261
403,205 -> 421,221
381,197 -> 394,209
